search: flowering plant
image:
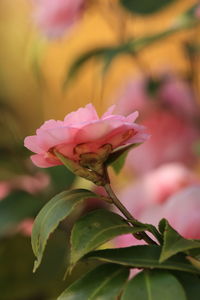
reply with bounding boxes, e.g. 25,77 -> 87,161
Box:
1,0 -> 200,298
24,103 -> 147,184
25,104 -> 200,300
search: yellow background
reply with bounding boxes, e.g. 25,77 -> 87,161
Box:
0,0 -> 199,135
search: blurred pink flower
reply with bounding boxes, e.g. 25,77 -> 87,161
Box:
0,172 -> 50,201
114,73 -> 200,173
116,186 -> 200,248
24,103 -> 149,168
140,186 -> 200,240
117,163 -> 199,219
16,218 -> 34,236
114,73 -> 198,120
115,165 -> 200,247
126,111 -> 199,174
32,0 -> 86,38
0,182 -> 11,200
10,172 -> 50,194
114,77 -> 150,117
158,74 -> 199,120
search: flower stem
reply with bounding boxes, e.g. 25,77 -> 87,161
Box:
104,183 -> 157,245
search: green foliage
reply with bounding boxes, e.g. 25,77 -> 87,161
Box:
84,245 -> 200,274
63,47 -> 111,87
111,151 -> 128,174
63,31 -> 171,87
63,4 -> 199,88
30,189 -> 200,299
159,219 -> 200,263
54,151 -> 109,186
173,272 -> 200,300
70,209 -> 146,266
58,263 -> 129,300
127,218 -> 163,244
0,191 -> 43,237
107,143 -> 140,174
31,189 -> 102,272
120,0 -> 176,15
122,270 -> 186,300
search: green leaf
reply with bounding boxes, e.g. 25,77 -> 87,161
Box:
159,219 -> 200,263
63,33 -> 171,87
122,270 -> 186,300
31,189 -> 102,272
0,191 -> 43,236
127,218 -> 163,244
58,263 -> 129,300
173,272 -> 200,300
85,245 -> 200,274
111,151 -> 128,174
120,0 -> 176,15
107,143 -> 140,174
70,209 -> 146,266
63,47 -> 111,88
54,151 -> 107,186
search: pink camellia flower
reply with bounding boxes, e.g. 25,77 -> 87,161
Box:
32,0 -> 86,38
114,77 -> 150,117
113,73 -> 200,173
114,72 -> 198,120
117,163 -> 200,219
24,104 -> 148,171
115,185 -> 200,248
140,186 -> 200,240
126,111 -> 199,174
157,73 -> 199,120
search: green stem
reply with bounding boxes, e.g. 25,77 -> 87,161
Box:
104,183 -> 157,245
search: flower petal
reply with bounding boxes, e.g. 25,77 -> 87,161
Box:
24,135 -> 44,153
64,103 -> 99,126
101,105 -> 116,119
37,126 -> 78,151
31,154 -> 61,168
126,111 -> 139,123
75,119 -> 124,144
38,119 -> 63,131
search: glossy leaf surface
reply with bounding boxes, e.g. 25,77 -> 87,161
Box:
159,219 -> 200,263
32,189 -> 100,272
122,270 -> 186,300
70,209 -> 146,265
85,245 -> 200,274
58,263 -> 129,300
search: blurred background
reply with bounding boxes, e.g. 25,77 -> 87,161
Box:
1,0 -> 200,299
